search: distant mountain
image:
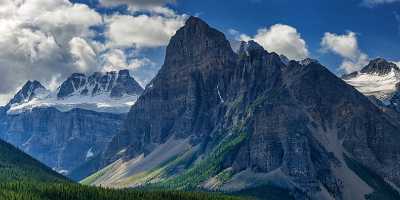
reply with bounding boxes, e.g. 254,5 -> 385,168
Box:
342,58 -> 400,102
7,70 -> 143,114
0,69 -> 142,181
6,80 -> 49,108
343,58 -> 400,117
57,70 -> 143,99
0,138 -> 67,183
83,17 -> 400,200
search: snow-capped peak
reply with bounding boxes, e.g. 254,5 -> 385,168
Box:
343,58 -> 400,102
57,70 -> 143,99
7,70 -> 144,115
359,58 -> 399,76
7,80 -> 49,107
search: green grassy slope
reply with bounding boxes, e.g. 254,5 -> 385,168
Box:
0,139 -> 67,183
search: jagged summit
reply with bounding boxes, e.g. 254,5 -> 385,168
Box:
6,69 -> 143,114
57,69 -> 143,99
185,16 -> 209,28
360,58 -> 399,75
164,16 -> 236,70
238,40 -> 266,57
7,80 -> 49,107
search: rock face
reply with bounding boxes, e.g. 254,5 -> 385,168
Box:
390,83 -> 400,112
0,69 -> 142,180
58,70 -> 143,99
6,80 -> 49,108
87,17 -> 400,200
0,107 -> 124,179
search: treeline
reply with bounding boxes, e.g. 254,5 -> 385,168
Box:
0,182 -> 243,200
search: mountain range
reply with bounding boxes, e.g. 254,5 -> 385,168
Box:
0,69 -> 143,180
79,17 -> 400,200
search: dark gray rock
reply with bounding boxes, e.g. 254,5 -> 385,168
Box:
58,73 -> 86,98
110,70 -> 143,98
390,83 -> 400,112
95,17 -> 400,199
360,58 -> 399,75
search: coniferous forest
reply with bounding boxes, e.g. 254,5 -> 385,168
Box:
0,182 -> 243,200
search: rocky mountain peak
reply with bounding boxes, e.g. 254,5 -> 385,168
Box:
360,58 -> 399,75
7,80 -> 48,106
57,70 -> 143,99
300,58 -> 319,66
238,40 -> 266,58
164,16 -> 236,71
96,16 -> 400,199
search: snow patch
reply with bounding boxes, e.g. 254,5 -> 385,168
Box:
7,93 -> 138,114
344,69 -> 399,101
217,85 -> 224,103
86,148 -> 94,160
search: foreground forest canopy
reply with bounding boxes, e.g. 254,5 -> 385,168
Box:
0,182 -> 243,200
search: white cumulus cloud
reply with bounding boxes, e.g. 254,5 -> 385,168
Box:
99,0 -> 176,13
105,12 -> 186,48
0,0 -> 187,105
0,0 -> 102,104
69,37 -> 98,72
238,24 -> 309,60
321,31 -> 369,73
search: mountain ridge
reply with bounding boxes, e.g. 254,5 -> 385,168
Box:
6,69 -> 143,114
84,17 -> 400,200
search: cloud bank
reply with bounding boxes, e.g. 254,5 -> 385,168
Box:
0,0 -> 186,106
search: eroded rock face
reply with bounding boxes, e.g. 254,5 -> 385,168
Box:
99,17 -> 400,199
389,83 -> 400,112
1,107 -> 124,179
58,70 -> 143,99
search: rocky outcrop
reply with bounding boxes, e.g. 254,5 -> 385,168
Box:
89,17 -> 400,200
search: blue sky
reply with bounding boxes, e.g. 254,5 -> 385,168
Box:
0,0 -> 399,105
74,0 -> 400,73
176,0 -> 400,72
